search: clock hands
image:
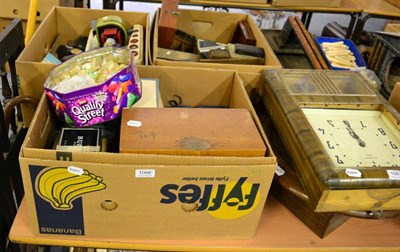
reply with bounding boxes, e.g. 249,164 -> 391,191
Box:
343,120 -> 366,147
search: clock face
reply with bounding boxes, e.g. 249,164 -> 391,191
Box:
302,108 -> 400,168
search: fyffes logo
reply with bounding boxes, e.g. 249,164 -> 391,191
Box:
160,177 -> 260,219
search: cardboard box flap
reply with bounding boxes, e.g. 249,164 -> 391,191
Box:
18,6 -> 58,62
22,148 -> 275,165
18,62 -> 57,104
176,10 -> 246,43
139,67 -> 234,107
54,7 -> 149,42
20,158 -> 271,170
234,72 -> 275,156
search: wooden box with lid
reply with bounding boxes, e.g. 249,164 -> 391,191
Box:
119,107 -> 267,157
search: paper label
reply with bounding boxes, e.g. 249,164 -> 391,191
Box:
275,165 -> 285,176
128,120 -> 142,127
136,169 -> 155,178
345,168 -> 362,178
387,170 -> 400,180
68,166 -> 84,176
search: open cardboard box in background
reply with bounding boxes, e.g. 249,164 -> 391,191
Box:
1,0 -> 77,36
19,66 -> 277,240
151,8 -> 281,73
16,6 -> 150,127
1,17 -> 36,35
0,0 -> 73,22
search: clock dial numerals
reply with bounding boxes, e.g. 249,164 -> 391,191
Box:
378,128 -> 386,135
343,120 -> 366,147
302,108 -> 400,168
326,141 -> 334,149
335,155 -> 344,164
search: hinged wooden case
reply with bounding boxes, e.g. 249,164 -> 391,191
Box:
120,108 -> 266,157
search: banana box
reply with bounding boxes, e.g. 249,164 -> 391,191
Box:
17,66 -> 277,240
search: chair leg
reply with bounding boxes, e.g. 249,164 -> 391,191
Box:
0,172 -> 18,251
6,127 -> 28,205
1,67 -> 12,104
1,67 -> 18,135
0,103 -> 10,152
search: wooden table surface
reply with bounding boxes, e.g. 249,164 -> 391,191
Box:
107,0 -> 361,13
348,0 -> 400,17
10,195 -> 400,251
178,0 -> 400,16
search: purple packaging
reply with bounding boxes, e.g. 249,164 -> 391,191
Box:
44,47 -> 141,127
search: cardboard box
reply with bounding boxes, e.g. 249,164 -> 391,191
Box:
0,0 -> 75,34
269,0 -> 342,7
19,66 -> 276,240
16,6 -> 150,127
1,17 -> 38,35
0,0 -> 72,22
151,8 -> 281,73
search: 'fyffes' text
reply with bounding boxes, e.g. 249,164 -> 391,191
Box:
160,177 -> 260,217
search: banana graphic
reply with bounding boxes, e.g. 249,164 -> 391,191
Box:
63,178 -> 105,206
36,167 -> 106,209
51,173 -> 93,206
38,167 -> 84,205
